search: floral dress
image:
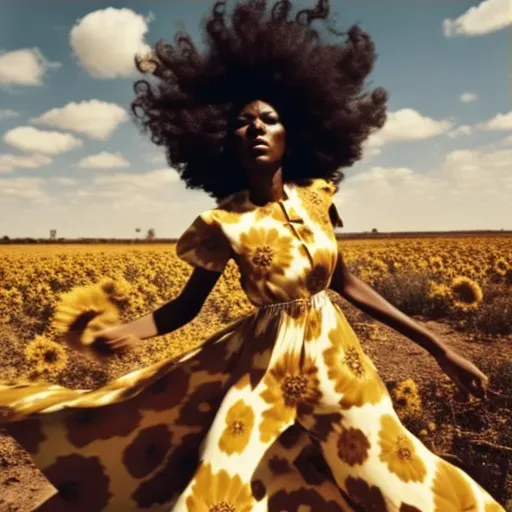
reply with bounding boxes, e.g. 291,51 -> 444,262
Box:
0,178 -> 505,511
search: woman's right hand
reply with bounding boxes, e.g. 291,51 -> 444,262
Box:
91,325 -> 141,355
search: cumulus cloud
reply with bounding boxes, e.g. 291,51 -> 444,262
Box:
0,48 -> 61,86
0,153 -> 52,173
52,177 -> 78,186
338,145 -> 511,232
478,111 -> 512,131
91,168 -> 179,189
460,92 -> 478,103
365,108 -> 453,149
77,151 -> 130,169
443,0 -> 511,37
0,176 -> 46,199
4,126 -> 83,155
0,109 -> 19,119
447,125 -> 473,138
30,100 -> 128,140
70,7 -> 152,78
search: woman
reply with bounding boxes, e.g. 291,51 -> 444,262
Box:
0,0 -> 504,510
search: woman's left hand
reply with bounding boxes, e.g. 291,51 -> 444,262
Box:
434,349 -> 489,399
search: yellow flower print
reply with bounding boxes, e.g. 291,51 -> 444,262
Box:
239,227 -> 294,281
176,214 -> 231,271
378,414 -> 427,483
296,224 -> 316,244
301,247 -> 336,295
295,179 -> 332,232
259,351 -> 322,443
323,327 -> 388,409
305,307 -> 323,342
218,399 -> 255,455
186,461 -> 254,512
431,458 -> 478,512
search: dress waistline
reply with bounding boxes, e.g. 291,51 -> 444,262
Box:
258,290 -> 329,313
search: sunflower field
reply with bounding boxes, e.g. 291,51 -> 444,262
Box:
0,236 -> 510,387
0,236 -> 511,508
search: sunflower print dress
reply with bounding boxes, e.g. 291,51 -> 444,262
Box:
0,178 -> 505,512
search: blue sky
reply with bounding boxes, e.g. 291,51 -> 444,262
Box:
0,0 -> 510,238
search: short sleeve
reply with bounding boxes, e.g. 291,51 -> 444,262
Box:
313,178 -> 344,229
176,210 -> 232,272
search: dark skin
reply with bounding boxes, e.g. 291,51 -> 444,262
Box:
97,99 -> 489,400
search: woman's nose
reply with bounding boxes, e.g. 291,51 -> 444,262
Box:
249,118 -> 265,134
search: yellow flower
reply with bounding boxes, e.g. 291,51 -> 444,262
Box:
493,257 -> 509,277
218,399 -> 255,455
392,379 -> 422,417
24,335 -> 68,376
239,227 -> 294,281
431,458 -> 477,511
429,256 -> 445,273
449,276 -> 483,311
52,284 -> 120,359
186,461 -> 254,512
259,350 -> 321,443
378,414 -> 426,483
304,307 -> 323,342
427,281 -> 450,300
323,326 -> 388,409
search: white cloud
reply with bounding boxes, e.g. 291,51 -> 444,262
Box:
478,111 -> 512,131
0,176 -> 46,199
460,92 -> 478,103
30,100 -> 128,140
91,168 -> 179,189
4,126 -> 83,155
366,108 -> 453,149
443,0 -> 511,37
447,125 -> 473,138
0,153 -> 52,173
0,48 -> 61,86
70,7 -> 152,78
77,151 -> 130,169
0,109 -> 19,119
338,145 -> 511,232
52,177 -> 78,186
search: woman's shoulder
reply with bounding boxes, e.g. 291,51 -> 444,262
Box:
293,177 -> 338,197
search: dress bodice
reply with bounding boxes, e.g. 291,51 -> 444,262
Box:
176,177 -> 343,307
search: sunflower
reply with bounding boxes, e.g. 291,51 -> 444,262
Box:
378,414 -> 427,483
323,325 -> 388,410
493,257 -> 509,277
239,227 -> 294,282
429,256 -> 445,273
52,284 -> 120,360
218,399 -> 255,455
98,276 -> 132,304
259,350 -> 321,443
392,379 -> 422,417
24,335 -> 68,376
449,276 -> 483,311
185,461 -> 254,512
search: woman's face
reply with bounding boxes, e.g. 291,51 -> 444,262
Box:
231,99 -> 286,173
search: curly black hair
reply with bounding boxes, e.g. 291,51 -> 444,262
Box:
130,0 -> 387,202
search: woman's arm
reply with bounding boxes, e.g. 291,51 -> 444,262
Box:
95,267 -> 223,350
329,249 -> 450,358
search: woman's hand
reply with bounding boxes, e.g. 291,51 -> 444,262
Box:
91,325 -> 141,355
434,349 -> 489,399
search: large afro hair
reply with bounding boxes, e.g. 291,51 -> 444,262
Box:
130,0 -> 388,202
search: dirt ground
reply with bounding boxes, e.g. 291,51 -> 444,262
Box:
1,311 -> 511,511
